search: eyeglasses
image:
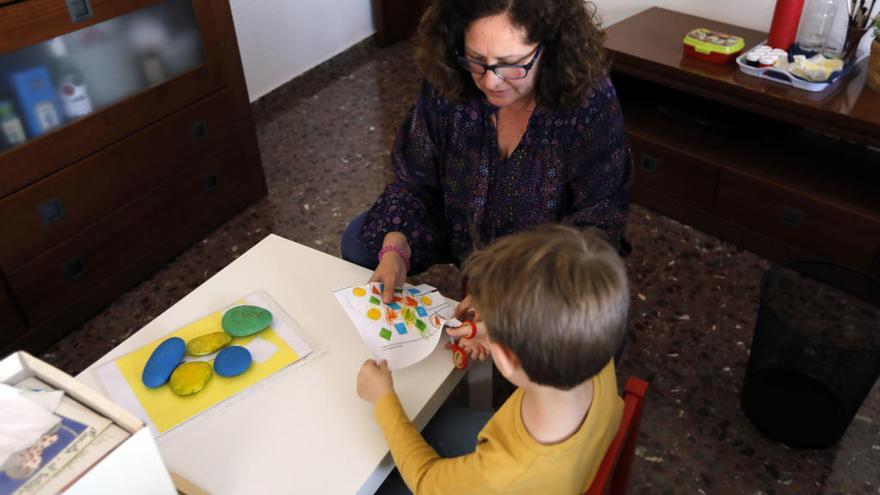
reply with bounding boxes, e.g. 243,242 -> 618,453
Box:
456,45 -> 543,80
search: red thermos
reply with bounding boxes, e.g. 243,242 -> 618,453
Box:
767,0 -> 805,50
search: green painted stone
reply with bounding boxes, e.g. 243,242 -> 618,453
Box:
222,305 -> 273,337
169,361 -> 213,396
186,332 -> 232,356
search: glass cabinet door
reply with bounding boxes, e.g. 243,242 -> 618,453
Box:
0,0 -> 204,154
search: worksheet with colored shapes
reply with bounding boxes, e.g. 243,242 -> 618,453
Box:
334,283 -> 451,370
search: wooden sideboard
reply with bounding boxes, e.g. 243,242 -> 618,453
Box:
606,8 -> 880,276
0,0 -> 266,355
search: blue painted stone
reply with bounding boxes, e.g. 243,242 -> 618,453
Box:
142,337 -> 185,388
213,346 -> 252,377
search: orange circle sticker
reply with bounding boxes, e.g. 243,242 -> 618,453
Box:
366,308 -> 382,320
420,296 -> 433,306
353,287 -> 367,297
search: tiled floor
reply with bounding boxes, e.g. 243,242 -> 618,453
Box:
41,39 -> 879,494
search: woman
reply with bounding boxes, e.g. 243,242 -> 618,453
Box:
342,0 -> 632,305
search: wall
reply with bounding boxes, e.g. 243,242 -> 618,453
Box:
593,0 -> 778,30
228,0 -> 375,101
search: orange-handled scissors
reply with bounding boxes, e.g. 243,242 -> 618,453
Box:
443,319 -> 477,370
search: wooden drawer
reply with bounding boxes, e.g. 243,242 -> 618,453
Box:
715,169 -> 880,270
6,141 -> 250,326
628,133 -> 719,211
0,89 -> 237,271
0,276 -> 25,350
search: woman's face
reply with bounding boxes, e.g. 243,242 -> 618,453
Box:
463,13 -> 540,109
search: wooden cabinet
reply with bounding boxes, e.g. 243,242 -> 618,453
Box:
606,8 -> 880,276
371,0 -> 427,46
0,0 -> 266,355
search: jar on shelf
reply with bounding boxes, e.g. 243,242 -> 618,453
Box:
796,0 -> 840,52
820,0 -> 849,59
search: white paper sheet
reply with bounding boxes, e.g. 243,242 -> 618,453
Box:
334,283 -> 452,370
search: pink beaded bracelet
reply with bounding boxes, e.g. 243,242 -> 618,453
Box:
378,245 -> 411,272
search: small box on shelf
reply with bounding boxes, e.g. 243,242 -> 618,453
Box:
682,28 -> 745,64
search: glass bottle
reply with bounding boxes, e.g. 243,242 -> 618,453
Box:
796,0 -> 839,52
47,36 -> 93,120
821,0 -> 850,59
0,100 -> 27,150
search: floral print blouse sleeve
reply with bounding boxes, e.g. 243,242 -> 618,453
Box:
562,80 -> 632,252
358,82 -> 449,273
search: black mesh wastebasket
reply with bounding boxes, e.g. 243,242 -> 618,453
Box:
741,260 -> 880,449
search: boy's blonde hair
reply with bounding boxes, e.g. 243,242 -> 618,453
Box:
462,224 -> 629,390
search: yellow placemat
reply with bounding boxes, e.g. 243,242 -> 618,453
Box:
97,292 -> 312,435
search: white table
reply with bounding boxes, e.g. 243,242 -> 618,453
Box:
78,234 -> 466,494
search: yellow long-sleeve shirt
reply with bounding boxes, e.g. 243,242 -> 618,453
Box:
373,361 -> 623,494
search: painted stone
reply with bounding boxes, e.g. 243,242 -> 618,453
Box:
186,332 -> 232,356
169,361 -> 213,396
142,337 -> 185,388
222,305 -> 273,337
213,346 -> 252,377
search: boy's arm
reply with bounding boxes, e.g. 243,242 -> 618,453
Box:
373,393 -> 499,494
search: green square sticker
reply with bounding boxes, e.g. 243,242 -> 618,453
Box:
415,319 -> 426,331
379,328 -> 392,340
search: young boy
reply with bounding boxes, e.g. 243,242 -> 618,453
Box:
357,224 -> 629,494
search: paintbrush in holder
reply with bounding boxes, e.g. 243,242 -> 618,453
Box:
841,0 -> 877,62
842,25 -> 869,61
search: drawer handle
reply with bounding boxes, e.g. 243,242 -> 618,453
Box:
192,121 -> 208,142
64,257 -> 86,280
781,206 -> 804,229
65,0 -> 94,22
640,154 -> 659,172
205,172 -> 220,191
37,199 -> 65,226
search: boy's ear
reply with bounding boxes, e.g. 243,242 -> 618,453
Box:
489,341 -> 519,377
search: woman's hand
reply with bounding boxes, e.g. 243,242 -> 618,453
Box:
357,359 -> 394,404
369,232 -> 411,303
446,320 -> 490,362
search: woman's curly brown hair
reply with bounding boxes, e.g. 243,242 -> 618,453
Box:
415,0 -> 608,110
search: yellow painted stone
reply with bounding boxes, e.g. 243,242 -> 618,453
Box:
169,361 -> 213,396
352,287 -> 367,297
186,332 -> 232,356
366,308 -> 381,320
420,296 -> 433,306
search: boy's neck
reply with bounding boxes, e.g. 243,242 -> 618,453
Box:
519,378 -> 595,445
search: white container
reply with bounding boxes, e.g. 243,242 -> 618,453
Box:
0,352 -> 179,495
736,40 -> 869,92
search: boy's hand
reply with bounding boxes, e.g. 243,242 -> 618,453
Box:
357,359 -> 394,404
446,320 -> 490,362
452,295 -> 476,321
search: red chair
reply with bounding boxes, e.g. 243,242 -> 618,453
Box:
584,377 -> 650,495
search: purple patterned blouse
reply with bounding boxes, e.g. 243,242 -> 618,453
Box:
360,78 -> 632,273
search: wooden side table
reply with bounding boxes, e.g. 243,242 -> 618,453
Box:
605,8 -> 880,275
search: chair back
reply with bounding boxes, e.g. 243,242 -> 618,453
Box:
584,376 -> 649,495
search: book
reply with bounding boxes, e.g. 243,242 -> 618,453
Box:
1,378 -> 113,495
